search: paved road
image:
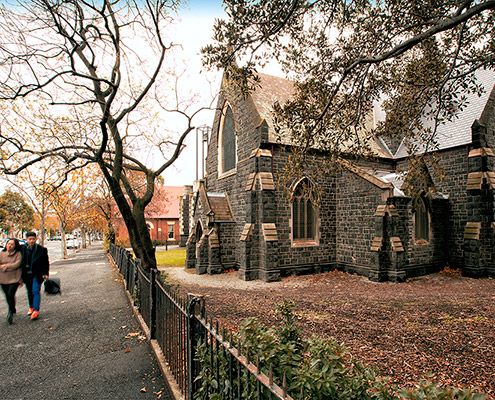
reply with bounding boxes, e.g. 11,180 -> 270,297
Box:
0,245 -> 172,400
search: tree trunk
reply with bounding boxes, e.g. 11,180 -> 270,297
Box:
130,207 -> 157,270
60,224 -> 68,260
81,228 -> 87,249
39,218 -> 46,247
106,179 -> 157,271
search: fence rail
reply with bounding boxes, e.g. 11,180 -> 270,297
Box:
155,278 -> 188,394
109,244 -> 294,400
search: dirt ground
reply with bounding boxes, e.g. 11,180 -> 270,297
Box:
164,266 -> 495,398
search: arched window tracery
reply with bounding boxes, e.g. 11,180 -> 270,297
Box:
414,196 -> 430,242
292,179 -> 317,241
218,104 -> 236,174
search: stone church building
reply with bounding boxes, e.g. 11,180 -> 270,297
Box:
180,69 -> 495,282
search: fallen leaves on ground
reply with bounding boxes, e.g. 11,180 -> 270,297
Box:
176,270 -> 495,399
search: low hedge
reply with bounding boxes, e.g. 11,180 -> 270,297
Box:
195,301 -> 485,400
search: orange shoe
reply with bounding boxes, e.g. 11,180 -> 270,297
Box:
30,310 -> 39,320
27,308 -> 33,315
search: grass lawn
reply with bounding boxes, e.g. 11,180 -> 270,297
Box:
156,248 -> 186,268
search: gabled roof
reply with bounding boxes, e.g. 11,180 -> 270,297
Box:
394,69 -> 495,159
248,69 -> 495,161
356,168 -> 449,199
207,193 -> 235,222
249,72 -> 391,158
195,182 -> 235,223
250,72 -> 294,142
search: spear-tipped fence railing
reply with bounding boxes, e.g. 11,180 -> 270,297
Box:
109,243 -> 295,400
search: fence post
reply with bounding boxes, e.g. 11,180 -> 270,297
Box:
186,294 -> 203,400
150,268 -> 157,340
132,259 -> 138,298
126,254 -> 132,292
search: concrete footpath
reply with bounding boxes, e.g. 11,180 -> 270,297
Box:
0,246 -> 173,400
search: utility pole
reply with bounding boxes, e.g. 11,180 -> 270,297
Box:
195,125 -> 211,180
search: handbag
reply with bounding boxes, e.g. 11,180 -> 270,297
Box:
44,278 -> 61,295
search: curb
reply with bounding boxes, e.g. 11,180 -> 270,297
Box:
108,255 -> 185,400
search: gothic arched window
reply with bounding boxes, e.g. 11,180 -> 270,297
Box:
414,196 -> 430,242
195,221 -> 203,242
292,179 -> 317,241
218,104 -> 236,174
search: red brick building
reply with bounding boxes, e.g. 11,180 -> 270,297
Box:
117,185 -> 183,245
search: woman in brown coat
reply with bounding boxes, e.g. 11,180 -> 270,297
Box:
0,238 -> 22,325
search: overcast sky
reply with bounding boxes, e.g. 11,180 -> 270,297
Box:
158,0 -> 226,187
164,0 -> 283,187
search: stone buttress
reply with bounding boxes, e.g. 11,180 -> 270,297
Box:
240,145 -> 280,281
463,120 -> 495,277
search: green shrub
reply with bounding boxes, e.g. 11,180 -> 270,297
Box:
194,301 -> 485,400
398,377 -> 487,400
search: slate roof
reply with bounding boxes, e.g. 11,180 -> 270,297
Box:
394,69 -> 495,159
245,69 -> 494,196
207,193 -> 235,222
249,69 -> 495,161
372,170 -> 407,197
196,183 -> 235,223
250,73 -> 391,158
250,72 -> 294,143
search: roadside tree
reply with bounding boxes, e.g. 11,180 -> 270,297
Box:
91,180 -> 119,246
76,193 -> 108,249
0,0 -> 211,270
48,167 -> 102,258
2,158 -> 61,245
0,189 -> 35,236
50,187 -> 83,259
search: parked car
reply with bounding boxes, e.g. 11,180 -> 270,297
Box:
66,237 -> 80,249
0,238 -> 27,247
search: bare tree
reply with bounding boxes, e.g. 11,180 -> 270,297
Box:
0,0 -> 210,270
49,183 -> 79,259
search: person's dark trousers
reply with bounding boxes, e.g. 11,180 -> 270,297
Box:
23,275 -> 42,312
1,283 -> 19,314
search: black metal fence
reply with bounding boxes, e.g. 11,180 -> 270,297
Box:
136,265 -> 152,329
155,277 -> 189,394
109,244 -> 294,400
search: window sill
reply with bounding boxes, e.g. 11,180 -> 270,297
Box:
414,239 -> 430,246
218,168 -> 237,180
291,240 -> 319,248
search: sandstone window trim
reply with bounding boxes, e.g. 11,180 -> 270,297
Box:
290,178 -> 320,246
217,102 -> 238,177
413,196 -> 430,245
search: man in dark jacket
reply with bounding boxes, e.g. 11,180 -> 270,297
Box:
21,232 -> 49,320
